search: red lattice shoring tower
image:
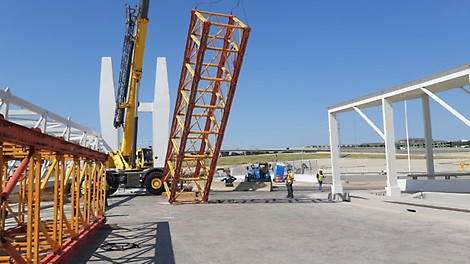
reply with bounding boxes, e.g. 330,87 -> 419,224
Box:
162,10 -> 250,203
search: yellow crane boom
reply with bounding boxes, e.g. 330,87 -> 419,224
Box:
106,0 -> 165,197
112,0 -> 150,170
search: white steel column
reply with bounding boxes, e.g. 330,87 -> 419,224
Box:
404,101 -> 412,173
34,116 -> 47,132
62,119 -> 71,142
0,88 -> 10,119
328,111 -> 343,194
382,98 -> 400,197
421,94 -> 435,179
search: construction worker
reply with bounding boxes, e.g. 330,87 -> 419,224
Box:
316,170 -> 325,191
221,168 -> 236,187
285,169 -> 294,198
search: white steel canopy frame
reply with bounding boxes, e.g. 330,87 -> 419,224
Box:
0,87 -> 105,151
328,64 -> 470,197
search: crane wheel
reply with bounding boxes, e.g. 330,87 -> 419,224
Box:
151,178 -> 162,189
144,170 -> 165,195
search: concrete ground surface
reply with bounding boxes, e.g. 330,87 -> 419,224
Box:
70,182 -> 470,264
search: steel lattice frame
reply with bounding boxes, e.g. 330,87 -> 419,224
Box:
0,116 -> 107,263
163,10 -> 250,203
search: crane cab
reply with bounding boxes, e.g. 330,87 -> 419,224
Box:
136,147 -> 154,170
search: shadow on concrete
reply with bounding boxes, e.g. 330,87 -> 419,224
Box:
349,195 -> 369,200
233,182 -> 272,191
385,201 -> 470,213
68,224 -> 113,263
79,221 -> 174,263
106,194 -> 139,210
155,221 -> 175,264
207,198 -> 335,204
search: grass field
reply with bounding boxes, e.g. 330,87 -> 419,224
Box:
216,152 -> 468,167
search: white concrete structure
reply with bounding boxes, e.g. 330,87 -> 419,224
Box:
99,57 -> 119,151
138,58 -> 170,168
399,178 -> 470,194
0,87 -> 104,151
328,64 -> 470,197
99,57 -> 170,167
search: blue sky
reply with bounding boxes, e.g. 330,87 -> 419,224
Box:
1,0 -> 469,149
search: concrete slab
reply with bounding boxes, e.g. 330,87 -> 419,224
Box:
70,186 -> 470,264
161,191 -> 196,200
410,191 -> 470,207
211,181 -> 272,191
399,178 -> 470,193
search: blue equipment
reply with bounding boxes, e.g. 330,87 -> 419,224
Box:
273,163 -> 286,181
245,163 -> 271,182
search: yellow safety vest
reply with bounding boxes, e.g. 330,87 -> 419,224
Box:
317,173 -> 324,181
286,172 -> 294,183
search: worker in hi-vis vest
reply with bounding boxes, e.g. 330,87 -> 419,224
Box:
285,169 -> 294,199
316,170 -> 325,191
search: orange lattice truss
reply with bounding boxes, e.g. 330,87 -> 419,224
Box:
0,116 -> 107,263
163,10 -> 250,203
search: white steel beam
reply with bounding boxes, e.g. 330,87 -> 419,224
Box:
382,98 -> 400,197
46,124 -> 63,129
460,86 -> 470,94
8,109 -> 36,116
138,102 -> 153,112
329,65 -> 470,113
353,106 -> 385,139
421,87 -> 470,127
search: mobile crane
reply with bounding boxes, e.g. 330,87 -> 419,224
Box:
106,0 -> 165,195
